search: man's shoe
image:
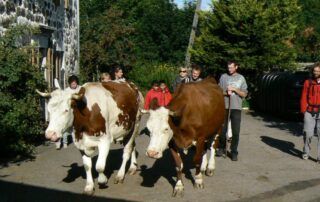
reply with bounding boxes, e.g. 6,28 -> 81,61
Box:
216,149 -> 225,157
231,153 -> 238,161
302,153 -> 308,160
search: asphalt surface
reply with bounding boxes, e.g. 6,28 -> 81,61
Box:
1,111 -> 320,202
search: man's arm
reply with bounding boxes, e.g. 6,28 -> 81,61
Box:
227,86 -> 247,98
300,80 -> 309,113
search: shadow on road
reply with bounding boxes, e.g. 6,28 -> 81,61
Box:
248,111 -> 303,137
63,148 -> 138,184
260,136 -> 318,162
139,148 -> 198,189
231,177 -> 320,202
260,136 -> 303,158
0,179 -> 136,202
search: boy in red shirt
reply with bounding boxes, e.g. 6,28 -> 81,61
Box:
144,81 -> 161,110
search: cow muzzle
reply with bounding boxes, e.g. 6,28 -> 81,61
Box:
45,131 -> 60,142
146,150 -> 162,159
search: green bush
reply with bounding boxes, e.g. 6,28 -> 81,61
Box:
128,61 -> 178,93
0,25 -> 46,158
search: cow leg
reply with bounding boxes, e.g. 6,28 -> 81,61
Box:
194,139 -> 206,189
200,152 -> 208,174
206,139 -> 216,176
96,135 -> 111,186
170,147 -> 184,197
82,154 -> 94,195
115,134 -> 137,184
128,145 -> 138,175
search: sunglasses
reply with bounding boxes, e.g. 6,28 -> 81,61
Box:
180,70 -> 187,73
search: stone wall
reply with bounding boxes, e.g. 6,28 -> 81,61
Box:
0,0 -> 79,86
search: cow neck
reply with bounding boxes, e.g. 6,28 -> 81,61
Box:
71,88 -> 106,140
168,116 -> 194,149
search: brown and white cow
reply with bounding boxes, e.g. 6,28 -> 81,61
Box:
142,78 -> 225,196
37,80 -> 143,195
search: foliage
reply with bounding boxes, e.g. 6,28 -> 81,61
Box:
0,25 -> 46,157
295,0 -> 320,62
127,62 -> 177,93
116,0 -> 195,62
79,0 -> 196,81
80,5 -> 135,82
192,0 -> 300,73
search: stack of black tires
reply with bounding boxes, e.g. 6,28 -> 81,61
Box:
255,71 -> 309,121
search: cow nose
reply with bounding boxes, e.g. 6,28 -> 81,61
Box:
45,131 -> 55,139
45,131 -> 58,142
146,150 -> 159,158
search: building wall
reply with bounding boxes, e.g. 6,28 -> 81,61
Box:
0,0 -> 79,89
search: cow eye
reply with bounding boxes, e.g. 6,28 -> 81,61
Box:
64,109 -> 69,113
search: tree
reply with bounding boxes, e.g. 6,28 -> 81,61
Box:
0,25 -> 46,157
192,0 -> 300,73
80,5 -> 135,81
295,0 -> 320,62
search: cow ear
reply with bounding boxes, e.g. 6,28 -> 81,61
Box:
54,78 -> 61,89
150,98 -> 160,110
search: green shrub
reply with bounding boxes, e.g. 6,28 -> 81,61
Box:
0,25 -> 46,158
128,61 -> 178,93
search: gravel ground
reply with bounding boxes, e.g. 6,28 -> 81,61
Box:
1,111 -> 319,202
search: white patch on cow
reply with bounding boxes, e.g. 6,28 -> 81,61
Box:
146,107 -> 173,158
201,153 -> 208,172
183,149 -> 188,155
176,162 -> 183,172
208,141 -> 216,171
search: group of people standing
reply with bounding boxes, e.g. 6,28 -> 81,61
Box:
57,62 -> 250,163
55,60 -> 320,164
144,65 -> 204,110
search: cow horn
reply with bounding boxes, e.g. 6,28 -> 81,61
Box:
169,110 -> 178,117
140,109 -> 150,114
36,89 -> 51,97
71,93 -> 83,100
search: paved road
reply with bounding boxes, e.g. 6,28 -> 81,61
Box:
1,111 -> 320,202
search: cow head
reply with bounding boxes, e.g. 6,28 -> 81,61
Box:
143,107 -> 176,159
37,80 -> 82,142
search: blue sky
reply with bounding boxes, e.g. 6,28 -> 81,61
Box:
174,0 -> 212,11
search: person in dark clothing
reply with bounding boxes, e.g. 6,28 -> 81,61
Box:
216,61 -> 248,161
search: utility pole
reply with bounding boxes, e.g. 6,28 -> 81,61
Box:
185,0 -> 202,69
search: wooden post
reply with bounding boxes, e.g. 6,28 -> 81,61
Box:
185,0 -> 202,69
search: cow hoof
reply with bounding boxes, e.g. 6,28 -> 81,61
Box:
114,176 -> 124,184
83,185 -> 95,195
97,174 -> 108,185
205,169 -> 215,176
172,186 -> 184,197
128,167 -> 137,175
194,182 -> 204,189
